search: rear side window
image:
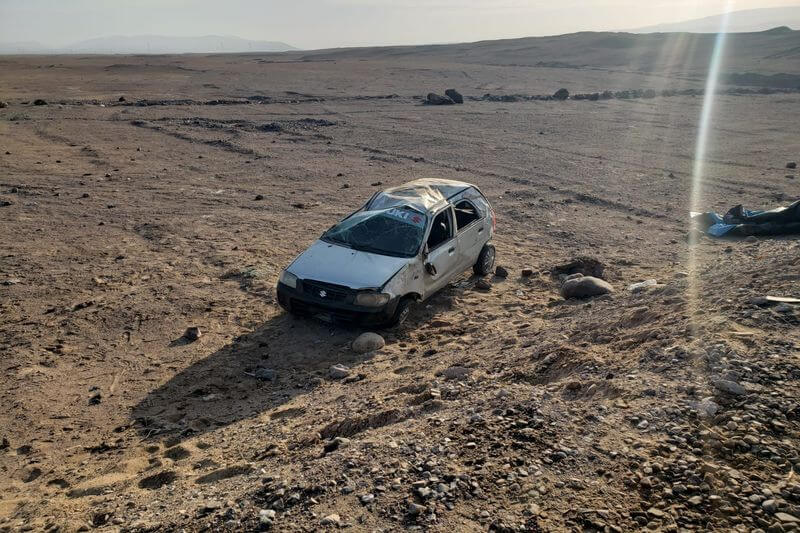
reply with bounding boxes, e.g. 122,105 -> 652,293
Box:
454,200 -> 481,230
427,209 -> 453,249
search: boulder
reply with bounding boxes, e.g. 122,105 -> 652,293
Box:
352,332 -> 385,354
425,93 -> 455,105
552,88 -> 569,100
495,265 -> 509,278
33,99 -> 47,106
444,89 -> 463,104
787,162 -> 797,169
561,276 -> 614,299
0,101 -> 8,109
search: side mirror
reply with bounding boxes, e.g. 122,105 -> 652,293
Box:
425,262 -> 437,276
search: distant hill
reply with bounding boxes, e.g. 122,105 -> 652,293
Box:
0,35 -> 296,54
631,6 -> 800,33
293,27 -> 800,78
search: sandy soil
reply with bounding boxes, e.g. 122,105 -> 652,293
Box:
1,54 -> 799,532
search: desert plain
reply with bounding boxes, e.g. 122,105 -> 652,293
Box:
1,31 -> 800,532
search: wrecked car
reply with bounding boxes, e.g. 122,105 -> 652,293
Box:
277,178 -> 496,326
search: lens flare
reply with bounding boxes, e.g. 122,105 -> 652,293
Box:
687,1 -> 734,333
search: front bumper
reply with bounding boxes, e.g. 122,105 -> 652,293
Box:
276,281 -> 399,326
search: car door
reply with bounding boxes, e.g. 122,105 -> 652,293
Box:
422,206 -> 460,297
454,198 -> 486,269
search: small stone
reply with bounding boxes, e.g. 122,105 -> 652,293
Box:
184,326 -> 201,341
495,265 -> 509,278
259,508 -> 276,526
637,420 -> 650,430
254,368 -> 277,381
762,499 -> 778,513
787,162 -> 797,169
352,332 -> 385,354
323,437 -> 350,454
329,364 -> 350,380
408,502 -> 426,516
199,500 -> 223,514
711,379 -> 746,396
360,493 -> 375,504
776,513 -> 798,523
254,194 -> 264,201
688,496 -> 703,505
475,279 -> 492,291
320,514 -> 341,526
438,366 -> 472,380
417,486 -> 433,499
521,268 -> 534,277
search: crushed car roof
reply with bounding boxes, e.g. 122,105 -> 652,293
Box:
366,178 -> 475,214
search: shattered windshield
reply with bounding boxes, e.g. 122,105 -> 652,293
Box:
321,206 -> 426,258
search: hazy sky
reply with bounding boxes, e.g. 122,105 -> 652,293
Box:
1,0 -> 797,49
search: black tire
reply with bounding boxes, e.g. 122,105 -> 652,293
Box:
473,244 -> 496,276
385,297 -> 413,328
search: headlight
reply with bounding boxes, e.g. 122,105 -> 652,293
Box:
279,270 -> 298,289
355,291 -> 390,307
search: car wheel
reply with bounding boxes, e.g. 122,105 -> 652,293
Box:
473,244 -> 496,276
385,297 -> 412,328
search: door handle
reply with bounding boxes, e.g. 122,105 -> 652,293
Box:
448,247 -> 455,253
478,227 -> 484,233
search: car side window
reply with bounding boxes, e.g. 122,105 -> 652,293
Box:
427,208 -> 453,250
454,200 -> 480,231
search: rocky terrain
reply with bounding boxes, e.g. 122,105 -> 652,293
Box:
0,45 -> 798,532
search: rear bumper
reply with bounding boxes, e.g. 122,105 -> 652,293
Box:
276,282 -> 399,326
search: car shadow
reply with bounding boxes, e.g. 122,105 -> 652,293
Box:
131,310 -> 385,444
130,287 -> 470,444
131,265 -> 493,445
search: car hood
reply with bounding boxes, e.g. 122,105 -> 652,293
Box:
288,240 -> 410,289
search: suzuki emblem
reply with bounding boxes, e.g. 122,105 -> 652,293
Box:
319,290 -> 327,298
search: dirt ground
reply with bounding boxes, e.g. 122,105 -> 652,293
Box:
1,54 -> 799,532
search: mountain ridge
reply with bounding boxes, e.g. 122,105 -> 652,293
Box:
0,34 -> 296,54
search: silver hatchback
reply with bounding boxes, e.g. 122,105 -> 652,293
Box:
276,178 -> 495,327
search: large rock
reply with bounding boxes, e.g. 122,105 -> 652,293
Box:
552,88 -> 570,100
560,276 -> 614,299
425,93 -> 455,105
444,89 -> 464,104
352,332 -> 385,354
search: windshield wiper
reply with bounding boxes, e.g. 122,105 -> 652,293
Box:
321,234 -> 352,248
